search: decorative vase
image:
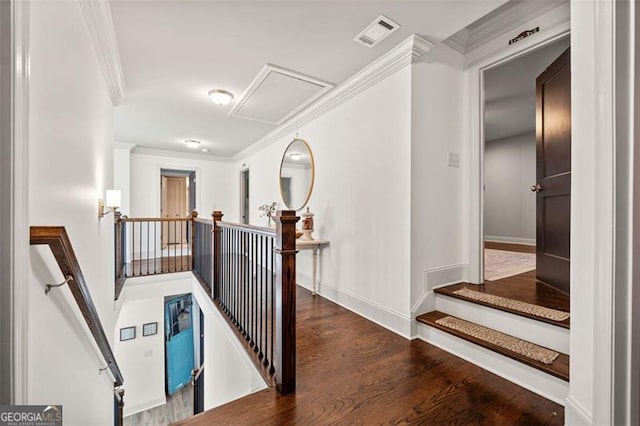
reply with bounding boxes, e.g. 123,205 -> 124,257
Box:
300,207 -> 314,241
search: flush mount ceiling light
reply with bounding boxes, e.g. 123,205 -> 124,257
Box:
288,153 -> 302,160
208,89 -> 234,106
185,139 -> 201,149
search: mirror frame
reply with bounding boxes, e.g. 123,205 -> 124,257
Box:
278,138 -> 315,211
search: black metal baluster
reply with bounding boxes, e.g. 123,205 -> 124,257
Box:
270,236 -> 274,374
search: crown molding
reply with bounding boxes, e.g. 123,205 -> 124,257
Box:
131,146 -> 233,163
444,0 -> 568,54
79,0 -> 127,106
466,0 -> 566,52
443,28 -> 470,54
233,34 -> 433,161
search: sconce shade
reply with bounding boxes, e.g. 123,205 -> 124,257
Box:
106,190 -> 121,208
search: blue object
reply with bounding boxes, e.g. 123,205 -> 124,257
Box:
165,295 -> 195,396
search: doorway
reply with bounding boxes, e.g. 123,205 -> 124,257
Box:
239,168 -> 250,224
482,37 -> 570,295
164,294 -> 195,396
161,169 -> 195,248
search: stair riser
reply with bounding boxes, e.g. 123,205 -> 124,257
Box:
417,323 -> 569,406
435,294 -> 569,354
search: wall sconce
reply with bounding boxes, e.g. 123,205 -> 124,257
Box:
98,189 -> 121,218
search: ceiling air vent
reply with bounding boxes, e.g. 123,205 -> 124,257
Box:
353,15 -> 400,48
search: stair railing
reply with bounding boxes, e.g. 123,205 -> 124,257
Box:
30,226 -> 125,422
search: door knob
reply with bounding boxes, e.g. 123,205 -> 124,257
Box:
531,184 -> 543,193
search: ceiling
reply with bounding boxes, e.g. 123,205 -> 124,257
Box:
111,1 -> 507,158
484,36 -> 570,142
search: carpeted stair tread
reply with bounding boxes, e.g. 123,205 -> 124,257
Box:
435,283 -> 570,329
452,288 -> 569,322
417,311 -> 569,381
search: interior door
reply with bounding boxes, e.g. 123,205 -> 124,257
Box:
534,48 -> 571,294
165,295 -> 195,396
162,176 -> 188,246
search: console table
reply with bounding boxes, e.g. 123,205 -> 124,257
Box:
296,239 -> 329,295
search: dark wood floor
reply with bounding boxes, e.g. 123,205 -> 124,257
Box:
485,241 -> 536,254
127,255 -> 192,277
175,287 -> 563,425
436,272 -> 570,329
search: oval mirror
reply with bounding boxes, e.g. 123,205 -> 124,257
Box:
279,139 -> 315,211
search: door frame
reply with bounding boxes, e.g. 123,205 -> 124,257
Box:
155,165 -> 200,217
469,28 -> 571,284
3,0 -> 29,404
239,165 -> 250,224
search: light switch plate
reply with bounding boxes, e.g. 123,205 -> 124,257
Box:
448,152 -> 460,168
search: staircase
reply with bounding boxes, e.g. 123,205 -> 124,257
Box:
415,281 -> 570,405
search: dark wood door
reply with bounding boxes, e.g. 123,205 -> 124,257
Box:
535,48 -> 571,294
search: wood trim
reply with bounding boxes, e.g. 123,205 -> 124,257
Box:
216,221 -> 276,237
120,216 -> 193,223
212,211 -> 222,300
273,210 -> 299,394
194,217 -> 213,225
30,226 -> 124,386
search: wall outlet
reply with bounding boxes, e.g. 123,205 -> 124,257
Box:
448,152 -> 460,168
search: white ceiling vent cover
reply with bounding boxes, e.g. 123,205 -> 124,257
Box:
229,64 -> 334,126
354,15 -> 400,47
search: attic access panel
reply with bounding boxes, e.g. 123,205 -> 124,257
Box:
229,64 -> 334,126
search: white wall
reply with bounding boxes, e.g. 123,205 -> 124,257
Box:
410,44 -> 466,317
484,133 -> 536,244
114,143 -> 134,215
129,152 -> 236,219
234,66 -> 413,336
114,273 -> 192,416
27,2 -> 116,424
191,278 -> 267,410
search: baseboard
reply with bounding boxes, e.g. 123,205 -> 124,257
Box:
425,264 -> 468,291
564,396 -> 592,425
409,264 -> 468,338
124,396 -> 166,417
416,323 -> 569,406
298,274 -> 412,339
484,236 -> 536,246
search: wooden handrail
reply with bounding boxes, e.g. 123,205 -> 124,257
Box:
119,216 -> 193,222
216,220 -> 276,237
30,226 -> 124,386
194,217 -> 213,225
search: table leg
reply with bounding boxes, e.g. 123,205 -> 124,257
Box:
312,246 -> 318,296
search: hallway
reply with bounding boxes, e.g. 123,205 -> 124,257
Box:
176,286 -> 563,425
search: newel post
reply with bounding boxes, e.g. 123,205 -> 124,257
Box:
212,210 -> 224,300
190,210 -> 198,271
114,211 -> 126,300
273,210 -> 299,394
